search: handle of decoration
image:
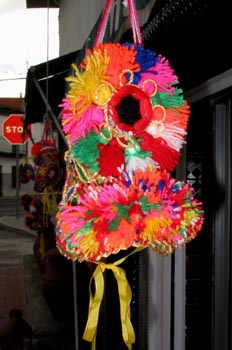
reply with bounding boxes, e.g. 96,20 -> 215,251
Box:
127,0 -> 143,45
94,0 -> 113,47
41,115 -> 56,145
94,0 -> 142,48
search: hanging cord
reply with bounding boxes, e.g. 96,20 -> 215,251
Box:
43,0 -> 50,130
46,0 -> 50,117
94,0 -> 113,48
94,0 -> 143,48
41,116 -> 56,145
127,0 -> 143,45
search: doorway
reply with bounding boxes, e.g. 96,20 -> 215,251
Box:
185,91 -> 232,349
0,165 -> 2,196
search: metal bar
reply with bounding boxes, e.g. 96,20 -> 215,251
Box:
32,74 -> 80,349
214,102 -> 230,349
72,262 -> 79,350
15,145 -> 20,219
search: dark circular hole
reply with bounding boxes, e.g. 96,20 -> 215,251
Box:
116,95 -> 141,125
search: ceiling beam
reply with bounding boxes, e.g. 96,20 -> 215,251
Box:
26,0 -> 59,8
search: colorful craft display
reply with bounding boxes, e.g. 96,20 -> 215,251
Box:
31,118 -> 63,193
55,42 -> 204,262
19,161 -> 35,184
55,2 -> 205,350
20,118 -> 62,234
21,195 -> 44,231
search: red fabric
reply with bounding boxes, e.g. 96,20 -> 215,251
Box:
108,85 -> 152,134
98,138 -> 125,177
140,132 -> 179,171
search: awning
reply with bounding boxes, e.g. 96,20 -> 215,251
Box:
24,50 -> 79,126
26,0 -> 59,8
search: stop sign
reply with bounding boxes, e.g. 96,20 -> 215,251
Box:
2,114 -> 32,145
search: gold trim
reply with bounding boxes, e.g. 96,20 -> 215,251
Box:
152,104 -> 167,123
119,69 -> 134,86
142,79 -> 158,97
149,240 -> 173,255
94,83 -> 112,107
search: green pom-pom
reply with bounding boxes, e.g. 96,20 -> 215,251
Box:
151,88 -> 185,110
71,130 -> 108,173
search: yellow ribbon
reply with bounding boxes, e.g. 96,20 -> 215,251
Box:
42,186 -> 58,226
83,246 -> 145,350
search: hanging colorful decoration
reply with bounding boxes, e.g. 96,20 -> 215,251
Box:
55,0 -> 204,349
56,30 -> 203,263
22,116 -> 63,238
31,117 -> 63,193
23,195 -> 44,232
19,157 -> 35,184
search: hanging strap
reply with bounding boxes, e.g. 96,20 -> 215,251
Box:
94,0 -> 113,47
127,0 -> 143,45
94,0 -> 142,48
41,115 -> 56,146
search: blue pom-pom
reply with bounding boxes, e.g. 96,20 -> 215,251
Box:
123,43 -> 158,84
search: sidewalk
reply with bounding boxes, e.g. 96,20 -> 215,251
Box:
0,215 -> 36,325
0,215 -> 75,350
0,215 -> 36,237
0,266 -> 31,323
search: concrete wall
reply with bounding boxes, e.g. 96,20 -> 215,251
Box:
58,0 -> 105,55
0,157 -> 35,197
58,0 -> 156,56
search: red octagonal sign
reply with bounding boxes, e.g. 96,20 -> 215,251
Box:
2,114 -> 32,145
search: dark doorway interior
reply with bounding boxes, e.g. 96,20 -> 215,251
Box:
0,165 -> 2,196
184,100 -> 214,349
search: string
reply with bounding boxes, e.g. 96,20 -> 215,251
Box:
94,0 -> 113,48
94,0 -> 143,47
127,0 -> 143,45
44,0 -> 50,129
43,1 -> 55,144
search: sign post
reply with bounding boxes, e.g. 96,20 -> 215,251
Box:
2,114 -> 32,145
2,114 -> 32,218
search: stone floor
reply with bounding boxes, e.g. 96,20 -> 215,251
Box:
22,254 -> 76,350
0,216 -> 76,350
0,217 -> 35,325
0,265 -> 31,324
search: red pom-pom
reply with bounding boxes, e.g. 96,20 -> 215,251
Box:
98,139 -> 125,177
42,139 -> 54,147
31,142 -> 42,157
140,132 -> 179,171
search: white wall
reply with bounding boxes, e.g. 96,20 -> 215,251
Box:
58,0 -> 156,56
